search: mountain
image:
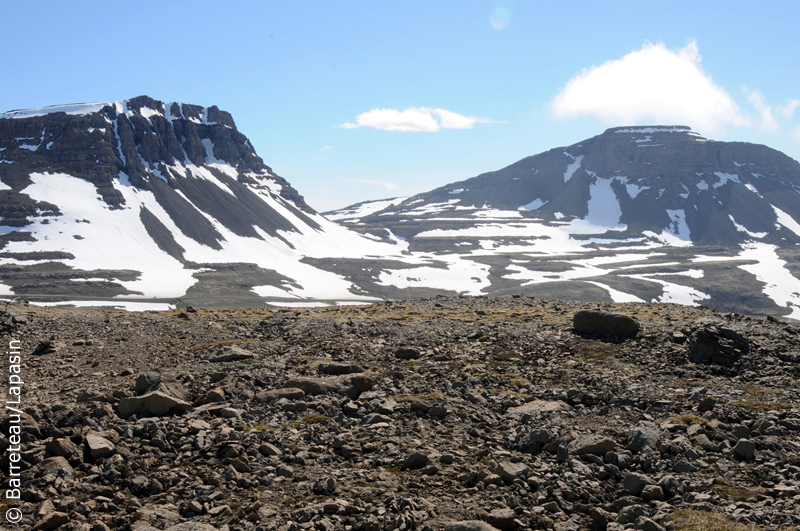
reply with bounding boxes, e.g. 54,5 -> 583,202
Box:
325,126 -> 800,320
0,96 -> 401,308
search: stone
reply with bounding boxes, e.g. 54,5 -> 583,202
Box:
640,485 -> 664,501
164,523 -> 219,531
402,451 -> 429,470
282,374 -> 374,399
45,437 -> 79,460
734,438 -> 756,460
657,475 -> 681,498
445,522 -> 502,531
31,511 -> 70,531
617,505 -> 646,524
209,345 -> 257,362
134,372 -> 188,400
627,421 -> 661,453
573,310 -> 639,338
395,347 -> 421,360
318,362 -> 362,375
85,434 -> 115,459
517,429 -> 552,453
36,456 -> 73,477
506,400 -> 570,418
566,434 -> 616,456
494,461 -> 530,483
256,387 -> 305,402
624,472 -> 655,496
118,391 -> 194,417
673,460 -> 697,473
486,508 -> 516,530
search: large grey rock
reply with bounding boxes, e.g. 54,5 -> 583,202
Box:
445,522 -> 502,531
734,438 -> 756,460
282,374 -> 374,399
119,391 -> 194,417
209,345 -> 257,362
573,310 -> 639,338
165,523 -> 219,531
85,434 -> 115,459
566,434 -> 616,457
318,362 -> 362,375
36,456 -> 73,477
627,421 -> 661,453
494,461 -> 530,483
506,400 -> 570,418
624,472 -> 655,496
135,372 -> 188,401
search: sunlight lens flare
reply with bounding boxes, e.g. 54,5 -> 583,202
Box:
490,7 -> 510,30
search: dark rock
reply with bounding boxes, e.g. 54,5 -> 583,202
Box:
573,310 -> 639,338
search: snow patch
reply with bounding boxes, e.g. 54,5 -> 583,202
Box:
772,206 -> 800,237
519,198 -> 546,211
563,153 -> 584,183
738,243 -> 800,320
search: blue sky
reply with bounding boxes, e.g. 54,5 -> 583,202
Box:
2,1 -> 799,211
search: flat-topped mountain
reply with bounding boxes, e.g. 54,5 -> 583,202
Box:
324,127 -> 800,320
0,96 -> 399,308
334,126 -> 800,247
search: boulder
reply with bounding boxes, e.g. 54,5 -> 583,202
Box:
566,434 -> 616,457
85,434 -> 115,459
627,421 -> 661,453
282,374 -> 374,399
119,391 -> 194,418
209,345 -> 257,362
573,310 -> 639,338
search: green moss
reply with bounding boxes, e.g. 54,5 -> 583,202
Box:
670,508 -> 765,530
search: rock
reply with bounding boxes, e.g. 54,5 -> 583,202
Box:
31,511 -> 69,531
634,517 -> 666,531
517,429 -> 552,453
135,372 -> 188,401
445,522 -> 502,531
617,505 -> 646,524
209,345 -> 257,362
506,400 -> 570,418
657,475 -> 681,498
640,485 -> 664,501
395,347 -> 421,360
36,456 -> 73,477
627,421 -> 660,453
118,391 -> 194,417
688,325 -> 748,366
573,309 -> 639,338
624,472 -> 655,496
565,434 -> 616,457
282,374 -> 374,399
256,387 -> 305,402
486,508 -> 516,530
164,523 -> 219,531
318,362 -> 362,375
673,459 -> 697,473
734,438 -> 756,460
85,434 -> 115,459
45,437 -> 80,460
494,461 -> 530,483
402,451 -> 429,470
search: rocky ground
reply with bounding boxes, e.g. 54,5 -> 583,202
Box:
2,296 -> 800,531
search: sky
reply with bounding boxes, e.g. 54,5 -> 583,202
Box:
2,1 -> 799,212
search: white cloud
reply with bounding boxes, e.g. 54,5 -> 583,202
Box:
550,41 -> 751,135
338,107 -> 495,132
778,99 -> 800,119
317,145 -> 333,152
744,87 -> 778,132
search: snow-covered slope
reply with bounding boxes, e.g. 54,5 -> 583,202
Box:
325,126 -> 800,320
0,96 -> 407,308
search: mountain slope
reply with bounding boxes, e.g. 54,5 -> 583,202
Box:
325,126 -> 800,320
0,96 -> 402,308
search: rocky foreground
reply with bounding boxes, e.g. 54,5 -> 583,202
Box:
2,296 -> 800,531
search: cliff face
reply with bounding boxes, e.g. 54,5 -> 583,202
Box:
345,126 -> 800,247
0,96 -> 399,305
0,95 -> 316,250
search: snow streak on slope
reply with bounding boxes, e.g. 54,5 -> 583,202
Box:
0,172 -> 405,302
